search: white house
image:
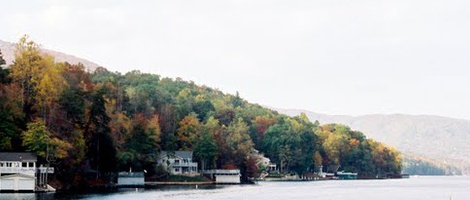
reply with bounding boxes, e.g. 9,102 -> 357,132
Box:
253,150 -> 277,172
156,151 -> 198,175
0,152 -> 37,192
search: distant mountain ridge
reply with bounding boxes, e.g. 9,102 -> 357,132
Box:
0,40 -> 100,71
274,108 -> 470,174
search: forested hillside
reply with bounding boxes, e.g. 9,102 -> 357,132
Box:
0,36 -> 401,189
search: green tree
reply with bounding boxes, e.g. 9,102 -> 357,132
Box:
313,151 -> 323,172
86,87 -> 117,176
0,81 -> 23,150
0,49 -> 5,66
159,105 -> 178,150
192,99 -> 215,122
194,116 -> 221,170
194,129 -> 218,171
22,119 -> 72,159
121,114 -> 160,172
250,115 -> 276,151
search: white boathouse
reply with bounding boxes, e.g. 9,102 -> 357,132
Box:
0,152 -> 37,192
203,169 -> 241,184
0,152 -> 54,192
117,171 -> 145,186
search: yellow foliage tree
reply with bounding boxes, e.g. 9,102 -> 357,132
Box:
177,113 -> 201,150
10,35 -> 67,121
22,119 -> 72,159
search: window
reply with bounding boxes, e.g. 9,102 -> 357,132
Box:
0,162 -> 3,167
175,168 -> 179,172
22,162 -> 27,167
175,159 -> 180,164
29,162 -> 34,167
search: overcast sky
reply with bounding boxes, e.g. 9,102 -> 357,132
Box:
2,0 -> 470,120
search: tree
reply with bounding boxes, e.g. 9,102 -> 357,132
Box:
121,114 -> 160,172
251,115 -> 276,151
230,91 -> 245,108
0,49 -> 5,66
176,113 -> 201,150
192,99 -> 215,122
86,86 -> 117,176
9,36 -> 66,123
106,100 -> 132,151
313,151 -> 323,172
226,118 -> 256,181
175,88 -> 194,119
9,35 -> 44,121
0,82 -> 23,150
194,129 -> 218,171
159,105 -> 178,150
22,119 -> 72,159
194,116 -> 221,170
227,118 -> 253,158
35,58 -> 67,123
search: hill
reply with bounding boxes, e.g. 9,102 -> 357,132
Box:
274,108 -> 470,174
0,39 -> 100,71
0,37 -> 402,189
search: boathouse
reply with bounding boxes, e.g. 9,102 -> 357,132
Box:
0,152 -> 37,192
202,169 -> 241,184
117,171 -> 145,186
336,171 -> 358,179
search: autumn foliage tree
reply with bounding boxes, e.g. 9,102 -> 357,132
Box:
177,113 -> 201,150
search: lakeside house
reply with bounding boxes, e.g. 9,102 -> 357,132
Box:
156,151 -> 198,175
257,156 -> 278,172
253,150 -> 277,172
0,152 -> 54,192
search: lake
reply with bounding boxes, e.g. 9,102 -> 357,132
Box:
1,176 -> 469,200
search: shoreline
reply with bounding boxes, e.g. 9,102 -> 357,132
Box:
144,181 -> 214,185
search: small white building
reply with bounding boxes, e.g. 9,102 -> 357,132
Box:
0,152 -> 37,192
156,151 -> 198,175
202,169 -> 241,184
117,172 -> 144,186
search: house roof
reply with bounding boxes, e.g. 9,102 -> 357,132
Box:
160,151 -> 193,159
0,152 -> 37,162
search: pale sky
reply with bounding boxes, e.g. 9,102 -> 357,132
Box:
1,0 -> 470,120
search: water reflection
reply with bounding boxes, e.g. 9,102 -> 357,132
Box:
0,184 -> 222,200
2,177 -> 469,200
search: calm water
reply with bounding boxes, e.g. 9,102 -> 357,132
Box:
1,176 -> 469,200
